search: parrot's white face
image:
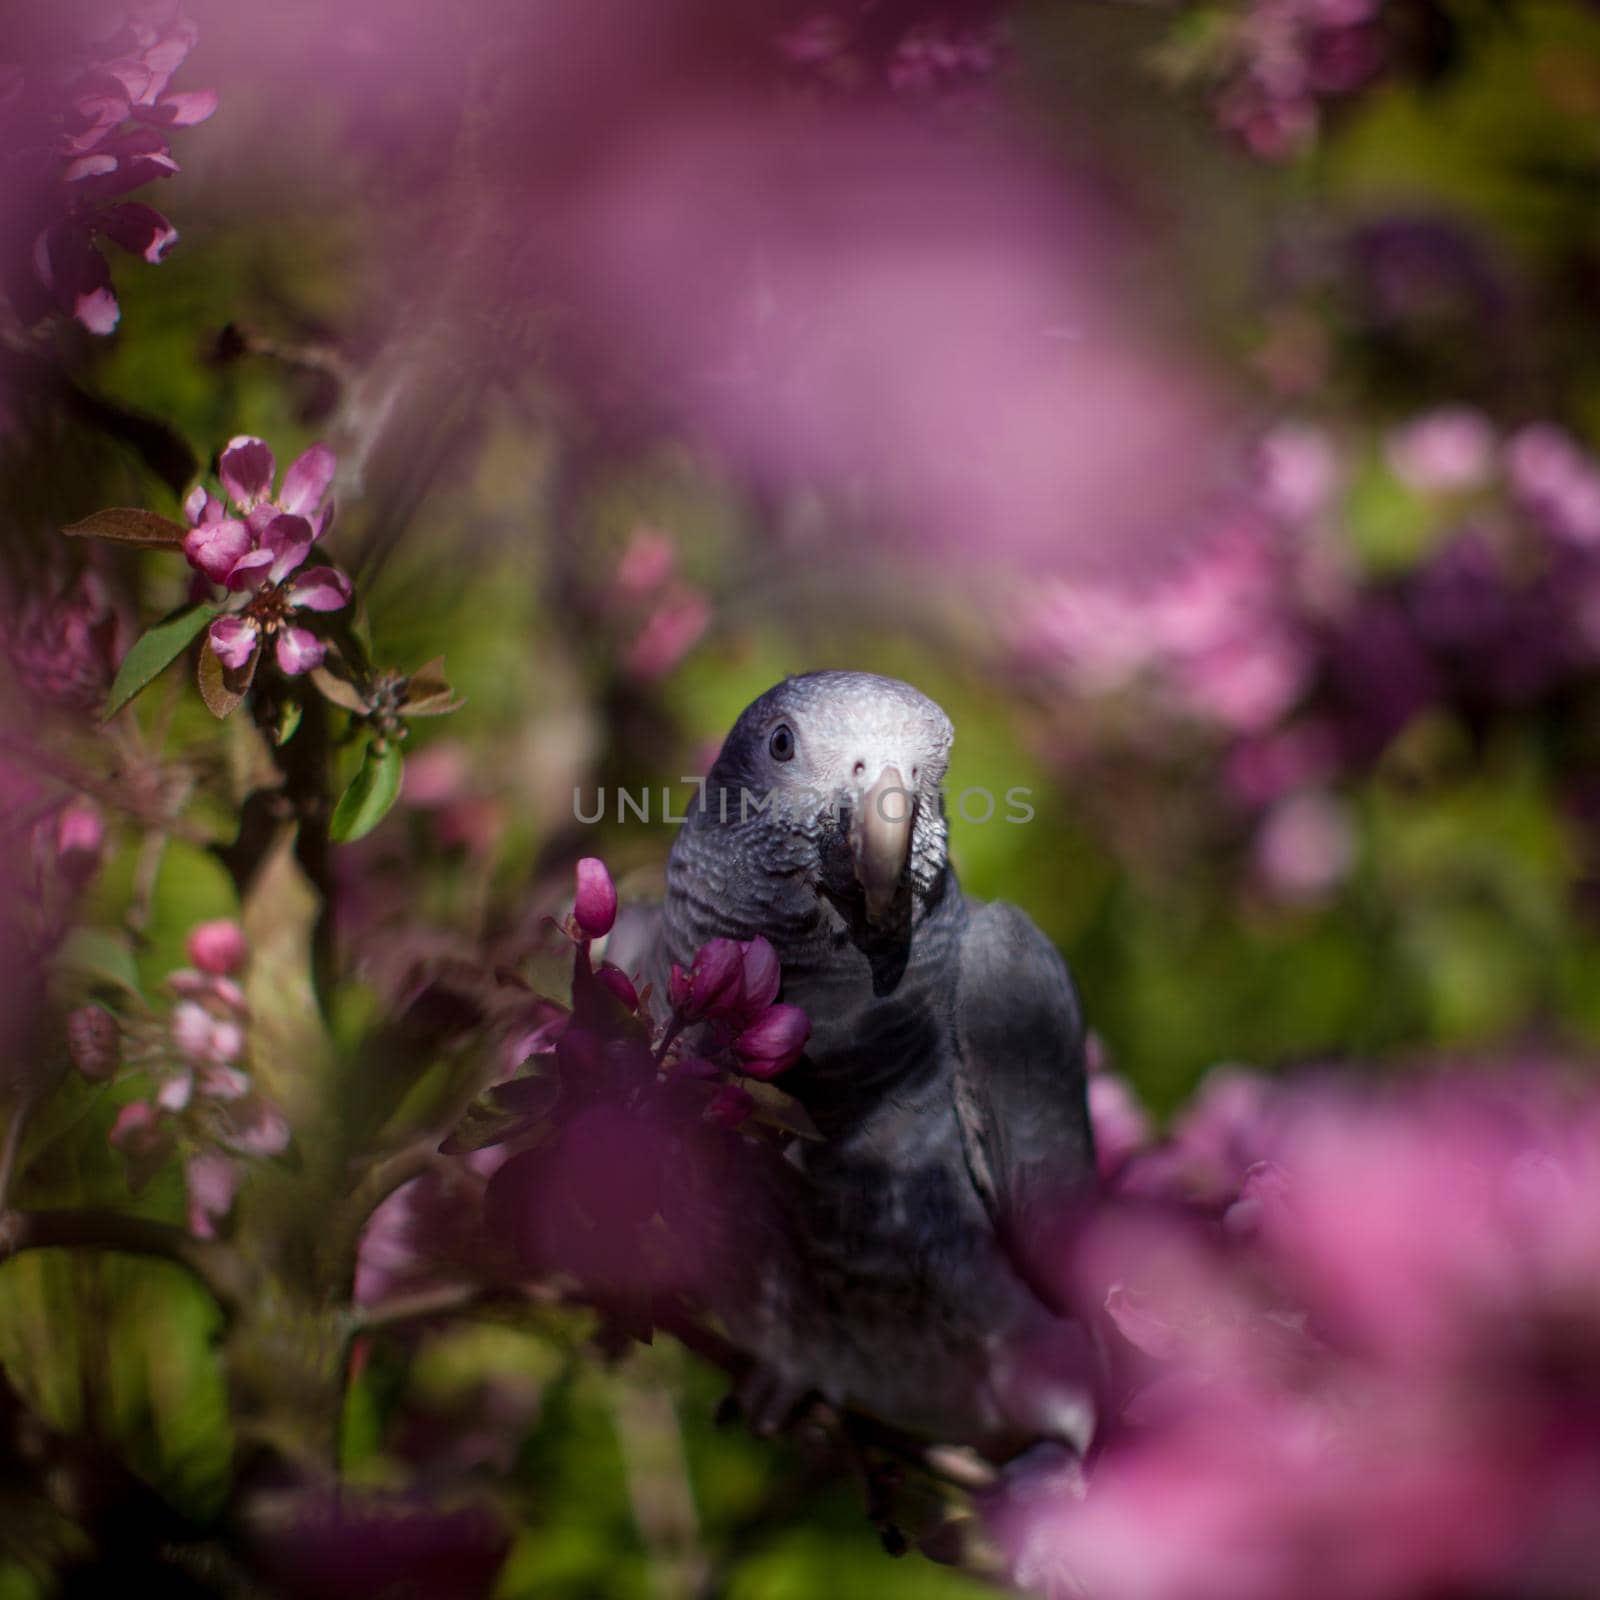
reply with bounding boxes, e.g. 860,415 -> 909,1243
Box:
707,672 -> 954,931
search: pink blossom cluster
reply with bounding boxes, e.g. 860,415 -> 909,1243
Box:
183,436 -> 352,677
1018,410 -> 1600,902
82,918 -> 288,1236
0,1 -> 214,334
776,4 -> 1009,100
607,526 -> 711,684
1016,1058 -> 1600,1600
361,858 -> 811,1314
1209,0 -> 1387,159
1,568 -> 128,716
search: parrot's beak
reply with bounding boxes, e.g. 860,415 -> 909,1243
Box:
851,764 -> 914,924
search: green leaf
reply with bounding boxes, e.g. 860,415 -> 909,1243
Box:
104,602 -> 221,720
330,741 -> 404,843
274,700 -> 304,746
62,507 -> 188,548
57,927 -> 143,999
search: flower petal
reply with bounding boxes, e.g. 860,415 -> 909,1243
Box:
262,513 -> 314,584
224,546 -> 275,591
286,565 -> 352,613
219,435 -> 275,512
183,517 -> 250,583
142,87 -> 218,126
184,484 -> 218,525
209,614 -> 259,671
96,201 -> 178,263
278,444 -> 337,516
275,626 -> 326,676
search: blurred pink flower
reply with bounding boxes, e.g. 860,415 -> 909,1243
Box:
0,2 -> 213,333
624,586 -> 712,683
186,917 -> 246,975
53,798 -> 105,887
1385,407 -> 1496,494
1254,422 -> 1341,523
1507,423 -> 1600,547
1013,1068 -> 1600,1600
1253,790 -> 1355,901
185,1149 -> 238,1238
1211,0 -> 1385,160
1088,1071 -> 1152,1181
1,569 -> 128,716
545,110 -> 1221,577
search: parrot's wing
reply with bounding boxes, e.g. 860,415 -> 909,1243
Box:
953,900 -> 1096,1314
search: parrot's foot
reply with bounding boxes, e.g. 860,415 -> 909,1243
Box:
717,1365 -> 817,1438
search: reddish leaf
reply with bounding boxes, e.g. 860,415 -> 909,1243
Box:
63,507 -> 188,547
197,638 -> 257,719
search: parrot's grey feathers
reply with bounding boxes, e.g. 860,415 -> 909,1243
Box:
636,671 -> 1099,1455
601,900 -> 661,988
954,901 -> 1094,1317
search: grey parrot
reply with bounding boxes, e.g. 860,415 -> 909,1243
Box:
613,670 -> 1099,1461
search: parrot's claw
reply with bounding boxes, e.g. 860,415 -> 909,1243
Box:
721,1364 -> 817,1438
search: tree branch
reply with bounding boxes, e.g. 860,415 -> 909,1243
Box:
0,1207 -> 254,1317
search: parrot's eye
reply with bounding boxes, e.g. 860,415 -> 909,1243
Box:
768,723 -> 796,762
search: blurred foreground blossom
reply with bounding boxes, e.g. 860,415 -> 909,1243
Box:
1010,1063 -> 1600,1599
532,109 -> 1222,577
0,0 -> 214,333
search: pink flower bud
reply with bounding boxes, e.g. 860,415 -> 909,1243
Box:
706,1083 -> 755,1130
733,1004 -> 811,1078
674,938 -> 746,1021
186,918 -> 247,976
67,1005 -> 119,1081
593,963 -> 639,1013
739,937 -> 781,1015
55,799 -> 105,887
573,857 -> 618,939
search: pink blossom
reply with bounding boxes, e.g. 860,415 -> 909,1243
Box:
1385,407 -> 1496,494
572,856 -> 617,940
186,917 -> 247,975
1088,1071 -> 1152,1180
182,439 -> 351,676
185,1151 -> 238,1238
0,4 -> 213,334
1,570 -> 127,715
623,586 -> 711,682
1254,421 -> 1341,521
668,938 -> 747,1022
1506,424 -> 1600,547
1253,790 -> 1355,901
53,798 -> 105,886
